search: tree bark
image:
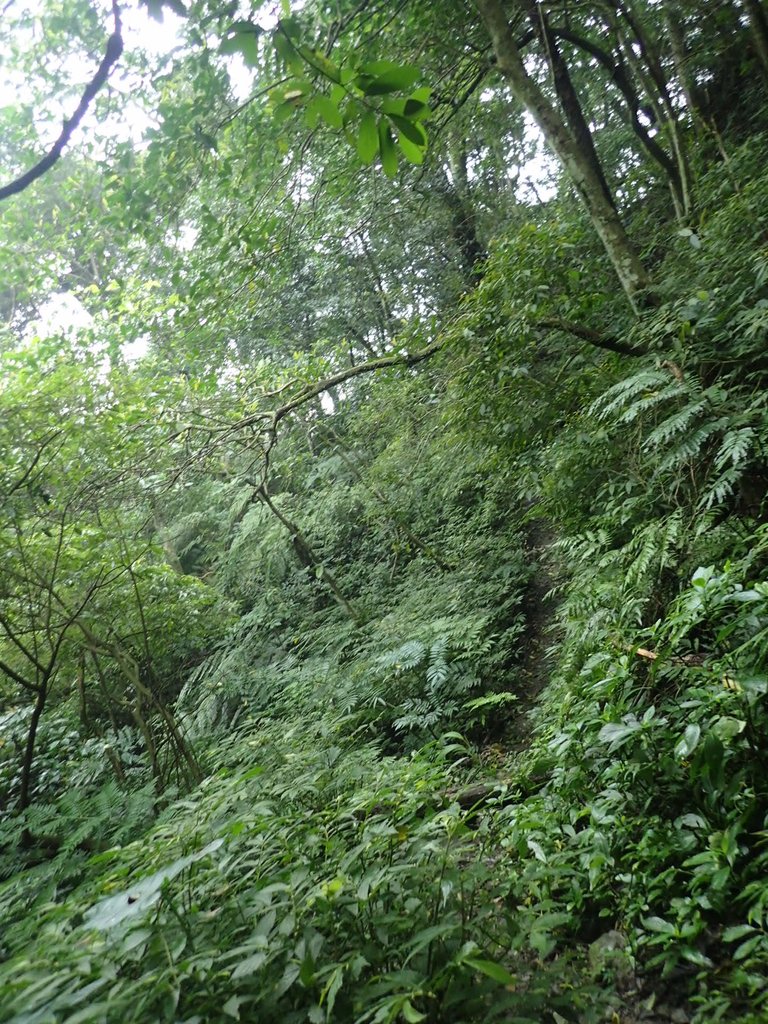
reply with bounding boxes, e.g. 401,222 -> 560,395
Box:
662,4 -> 704,118
546,25 -> 687,216
744,0 -> 768,82
611,0 -> 692,218
18,681 -> 48,812
0,2 -> 123,201
475,0 -> 653,312
520,0 -> 616,209
445,137 -> 487,286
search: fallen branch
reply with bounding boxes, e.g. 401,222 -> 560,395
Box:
634,646 -> 707,666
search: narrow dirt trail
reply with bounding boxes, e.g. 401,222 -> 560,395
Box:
508,516 -> 560,749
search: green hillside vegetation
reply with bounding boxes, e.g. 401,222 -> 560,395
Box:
2,1 -> 768,1021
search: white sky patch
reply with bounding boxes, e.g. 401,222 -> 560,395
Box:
124,4 -> 185,56
167,223 -> 199,252
26,291 -> 153,364
517,113 -> 557,204
26,291 -> 93,340
122,334 -> 149,362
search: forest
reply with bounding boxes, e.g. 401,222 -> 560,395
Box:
2,0 -> 768,1021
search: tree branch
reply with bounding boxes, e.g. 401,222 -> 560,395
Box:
0,1 -> 123,202
0,655 -> 40,694
537,317 -> 647,356
6,430 -> 65,499
272,339 -> 445,425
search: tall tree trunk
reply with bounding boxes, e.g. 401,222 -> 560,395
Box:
662,4 -> 704,118
475,0 -> 653,311
744,0 -> 768,82
441,136 -> 486,286
549,24 -> 687,216
520,0 -> 616,210
18,682 -> 47,812
612,0 -> 692,218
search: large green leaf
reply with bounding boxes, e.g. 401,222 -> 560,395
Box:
220,21 -> 262,67
308,95 -> 343,130
378,120 -> 397,177
82,839 -> 224,933
356,111 -> 379,164
463,957 -> 516,986
388,114 -> 426,147
357,63 -> 421,96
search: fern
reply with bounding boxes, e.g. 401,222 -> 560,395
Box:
655,420 -> 728,474
589,369 -> 675,421
715,426 -> 757,470
642,398 -> 709,449
426,638 -> 449,689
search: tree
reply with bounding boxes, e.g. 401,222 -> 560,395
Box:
475,0 -> 653,311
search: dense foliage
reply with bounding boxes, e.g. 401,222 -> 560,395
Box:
3,1 -> 768,1021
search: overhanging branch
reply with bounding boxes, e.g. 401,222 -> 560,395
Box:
538,316 -> 647,357
0,1 -> 123,202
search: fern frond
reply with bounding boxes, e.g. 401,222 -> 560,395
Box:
589,369 -> 673,421
655,420 -> 728,473
713,426 -> 756,471
643,399 -> 708,450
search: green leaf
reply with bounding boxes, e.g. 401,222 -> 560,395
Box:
396,134 -> 425,165
388,115 -> 426,147
597,721 -> 638,747
231,952 -> 267,979
222,995 -> 243,1019
274,28 -> 303,74
378,120 -> 398,178
307,51 -> 341,83
527,838 -> 547,862
274,100 -> 299,124
220,21 -> 262,66
356,112 -> 379,164
404,98 -> 430,119
642,916 -> 676,934
83,839 -> 224,931
357,64 -> 421,96
735,935 -> 764,960
380,98 -> 407,116
723,924 -> 757,942
320,965 -> 344,1015
330,83 -> 346,106
402,1000 -> 426,1023
464,957 -> 516,985
675,723 -> 701,758
310,95 -> 343,130
712,716 -> 746,741
359,60 -> 405,75
680,946 -> 713,967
